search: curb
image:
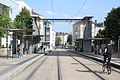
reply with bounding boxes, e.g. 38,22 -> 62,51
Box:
0,54 -> 44,80
69,50 -> 120,69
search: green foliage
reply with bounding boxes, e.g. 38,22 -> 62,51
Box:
95,29 -> 106,38
0,8 -> 12,37
14,7 -> 32,29
55,37 -> 61,45
104,7 -> 120,40
67,34 -> 72,45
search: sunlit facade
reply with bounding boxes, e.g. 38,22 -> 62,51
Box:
0,0 -> 20,48
0,0 -> 20,21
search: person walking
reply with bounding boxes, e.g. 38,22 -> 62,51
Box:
93,47 -> 98,54
43,46 -> 46,53
17,45 -> 21,58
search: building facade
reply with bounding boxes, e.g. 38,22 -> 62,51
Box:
0,0 -> 20,48
0,0 -> 55,53
56,32 -> 70,45
73,19 -> 105,52
0,0 -> 20,21
44,22 -> 56,50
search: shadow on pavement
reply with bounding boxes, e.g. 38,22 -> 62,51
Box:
44,49 -> 82,58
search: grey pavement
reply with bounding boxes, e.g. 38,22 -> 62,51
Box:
68,49 -> 120,69
12,49 -> 120,80
1,49 -> 120,80
0,53 -> 44,80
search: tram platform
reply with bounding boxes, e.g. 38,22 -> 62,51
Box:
68,49 -> 120,69
0,53 -> 44,80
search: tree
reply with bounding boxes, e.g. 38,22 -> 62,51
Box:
14,7 -> 32,29
95,29 -> 106,38
0,8 -> 12,47
55,37 -> 61,46
104,7 -> 120,41
67,34 -> 72,45
0,8 -> 12,37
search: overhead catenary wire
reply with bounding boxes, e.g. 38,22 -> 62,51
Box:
50,0 -> 55,27
51,0 -> 54,19
75,0 -> 88,17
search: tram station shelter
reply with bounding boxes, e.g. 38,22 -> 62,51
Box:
75,38 -> 109,52
0,29 -> 42,58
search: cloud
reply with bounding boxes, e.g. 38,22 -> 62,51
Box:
45,11 -> 57,16
74,16 -> 81,19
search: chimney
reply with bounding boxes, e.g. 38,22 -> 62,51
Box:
95,20 -> 97,24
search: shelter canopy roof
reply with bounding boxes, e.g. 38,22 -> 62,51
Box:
0,29 -> 35,32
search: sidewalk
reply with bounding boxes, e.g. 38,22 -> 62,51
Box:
68,49 -> 120,69
0,53 -> 44,80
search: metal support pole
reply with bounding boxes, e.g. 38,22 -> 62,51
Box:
20,17 -> 24,56
6,32 -> 8,59
44,26 -> 46,50
118,39 -> 120,57
44,21 -> 47,47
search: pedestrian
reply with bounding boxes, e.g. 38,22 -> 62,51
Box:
93,47 -> 98,54
16,45 -> 20,58
43,47 -> 46,53
40,46 -> 43,53
103,42 -> 112,67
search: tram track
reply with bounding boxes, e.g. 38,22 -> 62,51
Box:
12,50 -> 62,80
57,50 -> 62,80
11,49 -> 120,80
70,55 -> 106,80
25,56 -> 48,80
67,52 -> 106,80
70,51 -> 120,74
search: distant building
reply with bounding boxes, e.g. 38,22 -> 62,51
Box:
73,18 -> 105,52
56,32 -> 70,45
44,22 -> 56,49
73,21 -> 105,42
92,21 -> 105,38
50,30 -> 56,49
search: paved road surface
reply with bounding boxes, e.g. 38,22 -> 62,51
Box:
11,49 -> 120,80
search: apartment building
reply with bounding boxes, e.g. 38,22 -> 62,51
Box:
56,32 -> 70,45
44,22 -> 56,50
73,19 -> 105,52
0,0 -> 56,53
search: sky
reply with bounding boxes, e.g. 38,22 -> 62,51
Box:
24,0 -> 120,33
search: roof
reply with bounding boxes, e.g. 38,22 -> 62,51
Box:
83,16 -> 93,20
76,38 -> 109,41
32,11 -> 40,16
24,35 -> 44,37
88,38 -> 109,40
14,0 -> 32,10
0,29 -> 35,32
